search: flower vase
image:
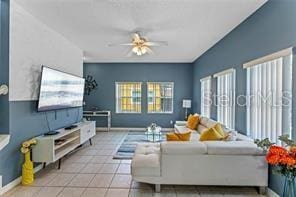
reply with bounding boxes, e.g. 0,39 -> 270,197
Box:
21,151 -> 34,185
283,176 -> 296,197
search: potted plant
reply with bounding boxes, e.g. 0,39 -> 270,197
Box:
255,135 -> 296,197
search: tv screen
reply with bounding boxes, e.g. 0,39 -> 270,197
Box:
37,66 -> 85,112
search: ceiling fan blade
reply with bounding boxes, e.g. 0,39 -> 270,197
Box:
127,49 -> 134,57
132,33 -> 141,42
146,47 -> 154,54
145,41 -> 168,46
108,43 -> 134,47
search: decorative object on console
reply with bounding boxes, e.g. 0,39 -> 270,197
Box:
182,99 -> 191,120
0,84 -> 9,95
146,123 -> 162,142
85,75 -> 98,95
20,139 -> 37,185
255,135 -> 296,197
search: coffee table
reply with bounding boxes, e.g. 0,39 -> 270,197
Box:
145,126 -> 162,142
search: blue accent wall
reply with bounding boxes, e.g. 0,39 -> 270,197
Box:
0,0 -> 9,134
0,102 -> 82,186
84,63 -> 193,128
192,0 -> 296,194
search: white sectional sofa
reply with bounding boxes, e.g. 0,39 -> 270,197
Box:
131,116 -> 268,194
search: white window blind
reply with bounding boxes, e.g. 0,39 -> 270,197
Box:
245,49 -> 292,144
147,82 -> 174,113
115,82 -> 142,113
200,76 -> 211,118
214,69 -> 236,129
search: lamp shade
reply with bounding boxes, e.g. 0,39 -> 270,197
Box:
182,99 -> 191,108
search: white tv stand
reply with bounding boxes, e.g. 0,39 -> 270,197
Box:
32,121 -> 96,169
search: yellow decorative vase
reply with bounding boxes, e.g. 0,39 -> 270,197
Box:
21,151 -> 34,185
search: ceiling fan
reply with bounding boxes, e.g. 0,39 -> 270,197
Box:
108,32 -> 168,56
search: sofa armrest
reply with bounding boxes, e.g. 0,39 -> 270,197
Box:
161,141 -> 207,155
175,121 -> 187,126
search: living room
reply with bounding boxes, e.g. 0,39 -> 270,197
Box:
0,0 -> 296,196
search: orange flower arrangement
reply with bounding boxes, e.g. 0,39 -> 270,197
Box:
255,135 -> 296,179
266,145 -> 296,167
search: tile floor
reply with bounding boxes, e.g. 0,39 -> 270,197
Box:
2,132 -> 266,197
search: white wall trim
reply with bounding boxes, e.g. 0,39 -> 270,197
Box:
267,187 -> 279,197
0,164 -> 43,195
96,127 -> 174,132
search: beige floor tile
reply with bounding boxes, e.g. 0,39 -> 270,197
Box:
77,149 -> 98,156
32,172 -> 58,186
88,174 -> 114,188
67,174 -> 95,187
58,187 -> 86,197
105,156 -> 121,164
47,173 -> 76,187
80,163 -> 103,174
105,189 -> 130,197
99,164 -> 119,173
121,160 -> 132,164
60,163 -> 86,173
96,149 -> 114,156
90,156 -> 108,163
4,186 -> 41,197
35,187 -> 63,197
81,188 -> 107,197
67,155 -> 94,163
110,174 -> 132,188
117,164 -> 131,174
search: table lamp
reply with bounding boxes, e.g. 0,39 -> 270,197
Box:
182,99 -> 191,120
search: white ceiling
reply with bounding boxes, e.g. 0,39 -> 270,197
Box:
14,0 -> 267,63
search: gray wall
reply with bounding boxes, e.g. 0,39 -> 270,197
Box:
0,0 -> 9,134
192,0 -> 296,194
84,63 -> 193,128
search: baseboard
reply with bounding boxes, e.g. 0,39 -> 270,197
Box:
96,127 -> 174,132
267,188 -> 279,197
0,164 -> 43,196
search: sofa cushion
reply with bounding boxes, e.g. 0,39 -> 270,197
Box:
199,117 -> 217,128
161,141 -> 207,155
186,114 -> 200,130
204,141 -> 263,155
197,124 -> 208,133
132,143 -> 161,177
174,125 -> 196,134
199,127 -> 224,141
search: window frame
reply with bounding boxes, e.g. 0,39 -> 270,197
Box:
200,76 -> 212,118
214,68 -> 236,129
115,82 -> 142,114
147,82 -> 174,114
244,48 -> 293,144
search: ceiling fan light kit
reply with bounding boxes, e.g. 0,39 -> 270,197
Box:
109,32 -> 168,56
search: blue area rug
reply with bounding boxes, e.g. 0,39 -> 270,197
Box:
113,131 -> 167,159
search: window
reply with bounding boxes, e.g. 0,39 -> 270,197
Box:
116,82 -> 142,113
200,76 -> 211,118
147,82 -> 174,113
245,48 -> 292,144
214,69 -> 236,129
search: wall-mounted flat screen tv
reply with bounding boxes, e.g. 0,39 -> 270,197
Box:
37,66 -> 85,112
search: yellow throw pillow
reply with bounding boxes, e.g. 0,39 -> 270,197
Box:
166,133 -> 180,141
199,127 -> 224,141
166,132 -> 191,141
213,123 -> 226,138
186,114 -> 200,130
